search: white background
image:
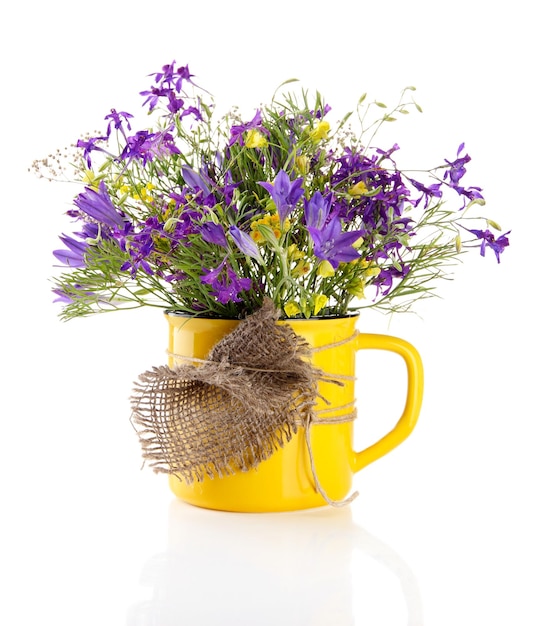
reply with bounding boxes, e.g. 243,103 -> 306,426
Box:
1,1 -> 533,625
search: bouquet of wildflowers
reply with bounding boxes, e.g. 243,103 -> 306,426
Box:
35,61 -> 509,321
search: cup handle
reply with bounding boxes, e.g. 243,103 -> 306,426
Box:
350,333 -> 424,473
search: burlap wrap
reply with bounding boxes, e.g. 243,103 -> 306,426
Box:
130,299 -> 331,484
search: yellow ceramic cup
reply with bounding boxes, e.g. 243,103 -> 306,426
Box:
166,313 -> 423,512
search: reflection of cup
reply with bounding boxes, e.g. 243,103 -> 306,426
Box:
164,313 -> 424,512
126,501 -> 423,626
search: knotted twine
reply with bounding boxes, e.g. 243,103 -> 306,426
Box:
130,299 -> 359,506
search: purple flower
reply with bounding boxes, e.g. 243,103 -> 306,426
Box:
104,108 -> 133,138
73,182 -> 127,229
373,264 -> 410,296
200,222 -> 228,247
468,228 -> 511,263
141,62 -> 198,112
53,234 -> 88,267
52,285 -> 95,304
304,191 -> 332,229
151,62 -> 196,92
229,110 -> 269,147
443,144 -> 485,205
76,135 -> 107,168
406,177 -> 443,208
201,261 -> 252,304
308,217 -> 362,268
119,129 -> 179,164
182,164 -> 211,196
229,225 -> 262,262
258,170 -> 304,223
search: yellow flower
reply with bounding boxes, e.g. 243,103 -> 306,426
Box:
309,120 -> 330,142
82,169 -> 99,187
312,294 -> 328,315
317,259 -> 335,277
364,265 -> 380,278
291,260 -> 311,278
251,229 -> 264,243
287,244 -> 305,261
295,155 -> 310,175
139,185 -> 154,202
284,301 -> 301,317
347,278 -> 366,299
245,129 -> 268,149
250,212 -> 289,243
348,181 -> 368,197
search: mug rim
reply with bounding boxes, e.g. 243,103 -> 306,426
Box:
164,308 -> 361,321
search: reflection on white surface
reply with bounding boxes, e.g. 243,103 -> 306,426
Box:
127,500 -> 423,626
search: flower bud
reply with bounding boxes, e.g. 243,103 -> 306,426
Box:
317,260 -> 335,277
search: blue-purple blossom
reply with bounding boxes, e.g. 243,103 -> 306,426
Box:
258,170 -> 304,223
406,177 -> 443,209
468,228 -> 510,263
149,62 -> 193,88
229,226 -> 262,262
119,129 -> 179,164
330,147 -> 412,233
73,182 -> 127,229
52,285 -> 95,304
76,135 -> 108,168
304,191 -> 333,229
53,234 -> 88,267
373,264 -> 410,296
200,261 -> 252,304
308,217 -> 362,268
443,144 -> 485,205
229,110 -> 269,147
140,62 -> 198,112
104,109 -> 134,138
200,222 -> 228,247
182,164 -> 212,196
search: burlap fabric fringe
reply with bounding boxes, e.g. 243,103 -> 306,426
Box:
130,298 -> 359,507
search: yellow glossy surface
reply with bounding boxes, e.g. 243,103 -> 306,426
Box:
166,313 -> 424,512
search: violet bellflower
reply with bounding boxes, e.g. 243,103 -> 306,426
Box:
229,225 -> 263,262
200,222 -> 228,247
308,217 -> 363,268
53,234 -> 88,267
304,190 -> 332,229
181,164 -> 212,197
73,181 -> 127,229
258,170 -> 304,223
